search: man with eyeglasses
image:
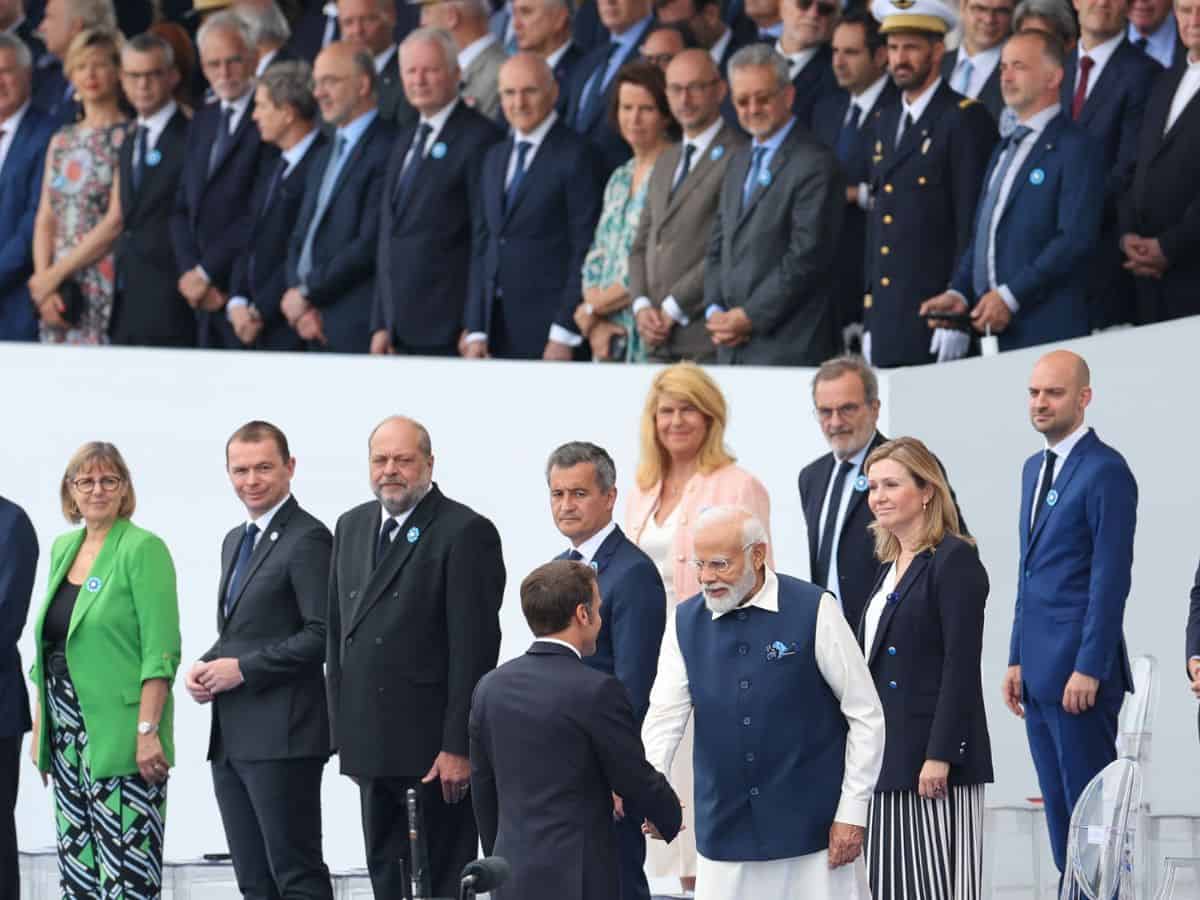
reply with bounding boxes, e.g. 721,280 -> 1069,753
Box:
941,0 -> 1015,119
110,33 -> 193,348
776,0 -> 839,125
643,505 -> 885,900
511,0 -> 583,103
863,0 -> 996,367
703,42 -> 842,365
631,48 -> 745,361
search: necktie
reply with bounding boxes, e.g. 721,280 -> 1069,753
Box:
952,56 -> 974,95
297,134 -> 347,283
566,549 -> 584,562
895,111 -> 913,148
375,517 -> 399,568
393,122 -> 432,208
670,143 -> 696,199
971,125 -> 1032,297
505,140 -> 532,211
132,125 -> 148,192
742,145 -> 766,212
208,105 -> 234,178
578,42 -> 618,125
224,523 -> 260,617
1134,36 -> 1149,52
835,102 -> 861,164
1072,55 -> 1094,120
814,460 -> 853,588
322,4 -> 339,48
1031,450 -> 1058,533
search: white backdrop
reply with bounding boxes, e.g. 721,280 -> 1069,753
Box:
5,320 -> 1197,873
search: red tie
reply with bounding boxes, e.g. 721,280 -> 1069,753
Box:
1072,56 -> 1094,120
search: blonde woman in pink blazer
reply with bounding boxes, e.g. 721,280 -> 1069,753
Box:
626,362 -> 771,891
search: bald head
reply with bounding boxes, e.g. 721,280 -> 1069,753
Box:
499,51 -> 558,132
1028,350 -> 1092,444
665,48 -> 726,135
314,40 -> 377,125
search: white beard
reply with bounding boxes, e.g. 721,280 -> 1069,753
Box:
702,563 -> 759,616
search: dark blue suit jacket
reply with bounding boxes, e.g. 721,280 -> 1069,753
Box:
0,105 -> 54,341
374,103 -> 502,351
565,17 -> 655,176
950,113 -> 1105,351
227,131 -> 327,351
555,526 -> 666,724
1011,429 -> 1136,703
0,496 -> 37,739
553,42 -> 588,116
789,44 -> 838,128
467,120 -> 602,359
287,114 -> 396,354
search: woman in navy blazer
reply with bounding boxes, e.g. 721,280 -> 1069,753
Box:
859,436 -> 993,900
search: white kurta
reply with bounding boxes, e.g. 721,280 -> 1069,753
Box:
642,570 -> 886,900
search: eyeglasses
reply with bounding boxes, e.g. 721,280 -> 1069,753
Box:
690,543 -> 756,575
72,475 -> 123,493
666,79 -> 720,98
732,87 -> 783,109
814,402 -> 864,422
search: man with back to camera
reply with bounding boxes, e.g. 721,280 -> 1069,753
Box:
469,560 -> 682,900
546,441 -> 666,900
184,421 -> 334,900
1001,349 -> 1137,876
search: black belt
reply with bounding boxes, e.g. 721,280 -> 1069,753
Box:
46,650 -> 69,678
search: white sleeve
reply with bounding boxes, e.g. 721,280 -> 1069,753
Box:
641,609 -> 693,778
813,592 -> 885,827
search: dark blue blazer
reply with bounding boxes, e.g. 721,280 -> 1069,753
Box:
1011,429 -> 1137,703
0,105 -> 54,341
860,533 -> 993,793
1188,559 -> 1200,673
287,114 -> 396,354
554,526 -> 666,724
571,0 -> 608,54
789,44 -> 838,129
949,113 -> 1105,351
940,50 -> 1005,122
553,42 -> 589,115
374,103 -> 502,351
0,496 -> 37,739
227,131 -> 327,352
467,120 -> 603,359
565,17 -> 655,176
31,61 -> 78,129
287,5 -> 338,62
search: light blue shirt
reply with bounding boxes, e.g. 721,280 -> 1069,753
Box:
1128,15 -> 1177,70
589,14 -> 653,98
327,108 -> 378,184
817,433 -> 876,603
742,114 -> 797,197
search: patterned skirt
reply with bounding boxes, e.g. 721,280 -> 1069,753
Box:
865,783 -> 986,900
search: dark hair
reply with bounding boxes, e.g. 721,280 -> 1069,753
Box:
1011,27 -> 1067,69
226,420 -> 291,463
836,8 -> 884,54
643,21 -> 699,51
258,59 -> 318,121
521,561 -> 597,636
545,442 -> 617,492
607,59 -> 681,141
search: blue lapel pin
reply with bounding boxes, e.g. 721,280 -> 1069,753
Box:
886,591 -> 899,605
406,526 -> 420,543
85,576 -> 102,592
146,148 -> 162,166
1029,168 -> 1045,185
1046,489 -> 1059,507
710,145 -> 725,162
853,474 -> 869,492
757,170 -> 771,187
431,141 -> 447,160
590,560 -> 599,571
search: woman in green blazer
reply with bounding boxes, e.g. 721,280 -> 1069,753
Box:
29,441 -> 181,899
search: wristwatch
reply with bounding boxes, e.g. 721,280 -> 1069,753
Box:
137,721 -> 158,736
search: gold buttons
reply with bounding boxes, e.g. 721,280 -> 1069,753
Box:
883,214 -> 893,224
884,183 -> 894,193
881,277 -> 890,286
864,294 -> 873,309
918,176 -> 927,185
880,246 -> 890,255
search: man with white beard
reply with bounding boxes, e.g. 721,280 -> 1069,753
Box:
641,506 -> 885,899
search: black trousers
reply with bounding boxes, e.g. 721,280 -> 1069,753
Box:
212,756 -> 333,900
0,734 -> 19,900
358,775 -> 478,900
615,804 -> 650,900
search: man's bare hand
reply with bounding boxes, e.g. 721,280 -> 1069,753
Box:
422,751 -> 471,804
827,821 -> 864,867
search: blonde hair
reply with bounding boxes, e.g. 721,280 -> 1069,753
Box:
635,362 -> 735,490
64,26 -> 122,79
60,442 -> 136,523
865,436 -> 971,562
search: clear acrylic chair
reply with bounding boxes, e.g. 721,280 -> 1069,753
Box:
1153,857 -> 1200,899
1119,655 -> 1159,897
1059,757 -> 1143,900
332,868 -> 375,900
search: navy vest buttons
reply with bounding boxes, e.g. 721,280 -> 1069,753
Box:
739,679 -> 750,689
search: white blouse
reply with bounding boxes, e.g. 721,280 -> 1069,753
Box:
638,504 -> 680,602
862,563 -> 896,659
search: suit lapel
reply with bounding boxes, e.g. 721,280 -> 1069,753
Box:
486,139 -> 508,227
665,125 -> 734,223
222,497 -> 298,627
1000,116 -> 1061,224
840,432 -> 884,536
67,518 -> 132,639
878,84 -> 949,179
865,552 -> 929,666
737,131 -> 789,227
1027,431 -> 1095,552
0,112 -> 33,183
504,124 -> 556,223
804,455 -> 835,564
1158,66 -> 1200,152
590,525 -> 625,575
208,97 -> 254,182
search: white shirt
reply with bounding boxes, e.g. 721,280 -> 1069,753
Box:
775,41 -> 819,81
1074,32 -> 1123,102
1167,54 -> 1200,133
546,39 -> 573,71
0,100 -> 30,173
642,569 -> 885,831
568,520 -> 616,564
816,435 -> 874,603
897,77 -> 943,146
402,98 -> 459,172
256,47 -> 280,78
374,45 -> 397,77
861,563 -> 895,660
378,484 -> 434,542
458,33 -> 498,72
537,637 -> 582,659
1029,422 -> 1091,529
321,1 -> 338,49
219,87 -> 254,135
709,27 -> 733,68
950,44 -> 1002,100
281,128 -> 320,178
136,99 -> 178,153
243,493 -> 292,548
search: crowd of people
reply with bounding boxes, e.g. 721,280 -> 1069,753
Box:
0,0 -> 1197,364
2,346 -> 1174,900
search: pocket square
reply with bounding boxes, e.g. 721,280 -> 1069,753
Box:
764,640 -> 799,661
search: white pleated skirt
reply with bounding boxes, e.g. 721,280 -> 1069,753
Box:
865,783 -> 986,900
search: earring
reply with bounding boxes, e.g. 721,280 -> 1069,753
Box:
922,500 -> 929,511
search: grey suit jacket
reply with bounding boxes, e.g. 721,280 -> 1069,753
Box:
704,120 -> 844,366
461,41 -> 507,121
628,122 -> 748,362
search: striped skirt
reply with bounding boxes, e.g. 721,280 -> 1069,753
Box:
865,783 -> 986,900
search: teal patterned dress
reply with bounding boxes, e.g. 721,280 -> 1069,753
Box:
581,157 -> 655,362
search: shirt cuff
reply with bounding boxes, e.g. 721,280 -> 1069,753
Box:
632,296 -> 653,315
704,303 -> 726,320
663,296 -> 689,326
548,324 -> 583,347
196,265 -> 211,284
465,331 -> 488,344
998,284 -> 1019,313
834,794 -> 871,829
856,182 -> 871,211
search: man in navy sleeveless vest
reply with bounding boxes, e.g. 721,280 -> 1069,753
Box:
642,506 -> 884,898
